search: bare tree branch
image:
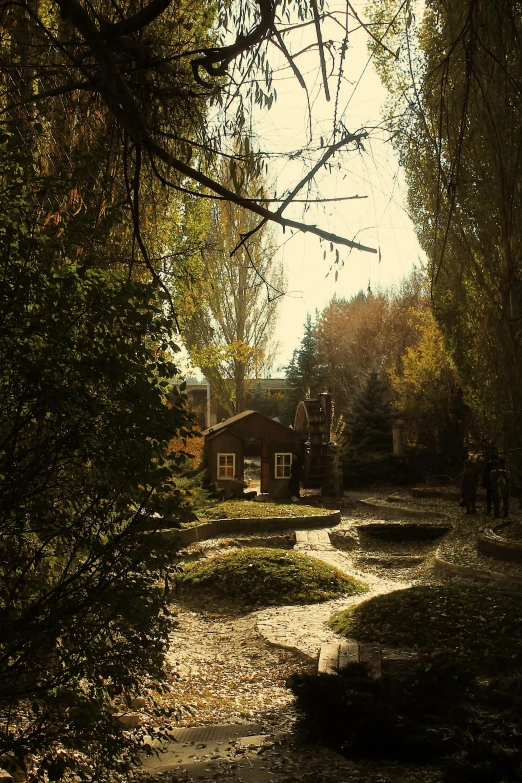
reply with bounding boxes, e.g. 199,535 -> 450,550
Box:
311,0 -> 330,100
271,28 -> 307,90
47,0 -> 377,255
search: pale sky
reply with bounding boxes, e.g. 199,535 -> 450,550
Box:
251,3 -> 426,370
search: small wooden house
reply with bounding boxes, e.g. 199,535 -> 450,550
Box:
203,410 -> 302,498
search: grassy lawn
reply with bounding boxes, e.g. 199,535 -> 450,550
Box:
177,547 -> 368,605
329,583 -> 522,664
195,499 -> 332,522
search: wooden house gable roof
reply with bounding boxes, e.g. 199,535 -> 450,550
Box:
203,410 -> 300,443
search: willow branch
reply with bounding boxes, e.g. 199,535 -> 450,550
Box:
191,0 -> 275,85
54,0 -> 376,253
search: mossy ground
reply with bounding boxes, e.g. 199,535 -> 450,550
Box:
177,546 -> 368,605
195,499 -> 331,522
329,583 -> 522,666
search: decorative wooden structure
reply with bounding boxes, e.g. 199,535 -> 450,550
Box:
204,410 -> 302,499
293,392 -> 333,488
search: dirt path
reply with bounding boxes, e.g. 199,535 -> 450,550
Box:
140,488 -> 453,782
144,598 -> 442,783
162,601 -> 312,732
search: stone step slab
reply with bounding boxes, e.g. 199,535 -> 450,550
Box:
318,641 -> 382,677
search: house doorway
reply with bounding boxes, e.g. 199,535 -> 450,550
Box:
244,437 -> 265,494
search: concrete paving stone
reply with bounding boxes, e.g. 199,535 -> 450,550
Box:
169,724 -> 263,743
254,527 -> 412,660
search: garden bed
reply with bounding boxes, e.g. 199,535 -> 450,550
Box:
160,510 -> 341,546
478,524 -> 522,563
176,547 -> 367,605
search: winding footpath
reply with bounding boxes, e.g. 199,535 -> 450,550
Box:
254,527 -> 412,660
141,492 -> 463,782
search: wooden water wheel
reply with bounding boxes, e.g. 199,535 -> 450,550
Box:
293,394 -> 332,488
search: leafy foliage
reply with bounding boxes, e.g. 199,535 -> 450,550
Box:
0,132 -> 192,778
368,0 -> 522,465
180,157 -> 284,416
314,275 -> 425,418
341,452 -> 424,488
290,657 -> 522,780
283,314 -> 326,424
291,581 -> 522,780
177,547 -> 367,605
389,309 -> 468,457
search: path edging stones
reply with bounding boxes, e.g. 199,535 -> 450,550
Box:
355,522 -> 450,541
477,528 -> 522,563
434,554 -> 522,588
158,511 -> 341,546
357,499 -> 447,519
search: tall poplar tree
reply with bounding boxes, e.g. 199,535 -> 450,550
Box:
368,0 -> 522,459
180,161 -> 284,415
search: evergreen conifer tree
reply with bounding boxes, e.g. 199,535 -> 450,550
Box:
347,371 -> 392,453
283,315 -> 325,424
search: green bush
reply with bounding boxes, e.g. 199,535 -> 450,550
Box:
342,448 -> 472,488
177,547 -> 367,605
290,657 -> 522,780
342,453 -> 424,487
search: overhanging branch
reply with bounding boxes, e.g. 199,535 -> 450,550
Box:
52,0 -> 376,254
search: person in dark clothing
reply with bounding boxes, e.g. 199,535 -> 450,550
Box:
289,454 -> 303,500
461,459 -> 478,514
490,457 -> 511,518
482,454 -> 498,515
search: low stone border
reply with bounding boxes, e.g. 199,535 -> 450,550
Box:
411,488 -> 487,501
154,510 -> 341,546
411,488 -> 460,500
478,528 -> 522,563
357,499 -> 447,519
434,555 -> 522,588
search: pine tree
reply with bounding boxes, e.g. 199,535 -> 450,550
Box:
283,315 -> 325,424
347,371 -> 392,453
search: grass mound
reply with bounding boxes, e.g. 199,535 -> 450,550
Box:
329,583 -> 522,664
195,500 -> 332,522
177,547 -> 367,605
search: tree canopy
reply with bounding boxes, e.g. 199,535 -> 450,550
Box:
367,0 -> 522,458
180,160 -> 283,415
2,0 -> 380,259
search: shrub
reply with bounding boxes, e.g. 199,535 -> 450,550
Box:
290,656 -> 522,780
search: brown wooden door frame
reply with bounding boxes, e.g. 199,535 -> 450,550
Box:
261,438 -> 270,493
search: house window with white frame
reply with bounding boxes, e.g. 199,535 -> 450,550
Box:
275,452 -> 292,479
218,453 -> 235,479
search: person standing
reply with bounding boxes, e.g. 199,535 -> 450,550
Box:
289,454 -> 303,500
490,457 -> 511,519
482,453 -> 498,515
460,459 -> 478,514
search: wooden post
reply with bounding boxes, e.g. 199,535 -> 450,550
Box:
392,418 -> 405,455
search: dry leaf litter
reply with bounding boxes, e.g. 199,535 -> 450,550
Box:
135,485 -> 522,783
